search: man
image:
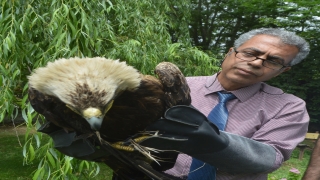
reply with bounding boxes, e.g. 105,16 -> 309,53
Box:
302,137 -> 320,180
140,28 -> 310,179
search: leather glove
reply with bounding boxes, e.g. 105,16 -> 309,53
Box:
139,105 -> 229,155
139,105 -> 277,174
38,122 -> 109,161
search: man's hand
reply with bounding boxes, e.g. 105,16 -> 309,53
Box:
139,105 -> 277,174
38,122 -> 109,161
139,105 -> 229,155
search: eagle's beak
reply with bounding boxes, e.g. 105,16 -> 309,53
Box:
82,100 -> 114,131
87,117 -> 103,130
83,107 -> 103,130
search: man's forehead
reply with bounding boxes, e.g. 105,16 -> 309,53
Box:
242,34 -> 281,45
240,35 -> 298,52
238,35 -> 299,63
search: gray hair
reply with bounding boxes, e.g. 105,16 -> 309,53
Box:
234,28 -> 310,66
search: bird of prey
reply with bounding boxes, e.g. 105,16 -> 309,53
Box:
28,57 -> 191,179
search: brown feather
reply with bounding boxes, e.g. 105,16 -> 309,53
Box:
100,75 -> 165,142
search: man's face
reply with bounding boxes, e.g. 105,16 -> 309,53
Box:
218,34 -> 299,91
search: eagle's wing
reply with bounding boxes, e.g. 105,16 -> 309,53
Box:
155,62 -> 191,108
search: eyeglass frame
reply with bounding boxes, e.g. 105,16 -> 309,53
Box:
232,48 -> 291,70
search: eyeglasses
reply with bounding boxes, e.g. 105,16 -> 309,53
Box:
233,48 -> 290,70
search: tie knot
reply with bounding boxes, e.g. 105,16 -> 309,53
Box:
217,92 -> 236,103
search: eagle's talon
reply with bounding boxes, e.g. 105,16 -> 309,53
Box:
132,135 -> 151,143
111,141 -> 135,152
110,135 -> 152,152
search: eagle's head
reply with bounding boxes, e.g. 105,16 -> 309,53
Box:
28,57 -> 141,131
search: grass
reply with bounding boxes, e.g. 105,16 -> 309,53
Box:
0,134 -> 37,180
0,124 -> 112,180
268,148 -> 311,179
268,139 -> 314,180
0,124 -> 313,180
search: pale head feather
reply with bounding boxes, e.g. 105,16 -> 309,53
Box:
28,57 -> 141,107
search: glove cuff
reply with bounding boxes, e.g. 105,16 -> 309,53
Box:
192,131 -> 276,174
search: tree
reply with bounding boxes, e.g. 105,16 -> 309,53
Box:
0,0 -> 219,179
188,0 -> 286,54
261,0 -> 320,126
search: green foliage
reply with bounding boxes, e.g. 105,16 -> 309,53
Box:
23,134 -> 102,180
0,0 -> 218,179
0,0 -> 218,122
188,0 -> 285,54
0,127 -> 113,180
268,145 -> 311,180
262,1 -> 320,124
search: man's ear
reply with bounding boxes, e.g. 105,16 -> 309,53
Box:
221,47 -> 234,66
228,47 -> 234,55
282,67 -> 291,72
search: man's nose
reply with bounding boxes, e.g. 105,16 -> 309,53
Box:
247,58 -> 264,68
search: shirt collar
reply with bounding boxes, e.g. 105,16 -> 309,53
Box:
205,73 -> 261,102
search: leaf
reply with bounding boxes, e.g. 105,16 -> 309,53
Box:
0,64 -> 8,76
81,10 -> 87,29
84,160 -> 90,169
79,161 -> 84,173
63,158 -> 71,174
20,24 -> 24,34
66,18 -> 77,38
93,163 -> 100,176
46,152 -> 56,168
28,103 -> 35,114
21,95 -> 28,108
5,37 -> 12,49
29,144 -> 35,161
12,69 -> 20,79
23,142 -> 28,158
45,164 -> 51,180
34,134 -> 40,148
38,159 -> 44,169
62,4 -> 69,16
22,109 -> 28,123
27,109 -> 33,125
55,32 -> 66,49
32,169 -> 42,180
0,113 -> 4,123
23,82 -> 29,92
49,148 -> 58,160
9,31 -> 16,43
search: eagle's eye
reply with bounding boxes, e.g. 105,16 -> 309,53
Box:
66,104 -> 81,115
103,100 -> 114,114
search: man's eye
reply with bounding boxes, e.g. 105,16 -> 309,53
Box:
241,52 -> 255,57
267,59 -> 282,65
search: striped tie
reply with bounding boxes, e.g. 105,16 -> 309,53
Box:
188,92 -> 236,180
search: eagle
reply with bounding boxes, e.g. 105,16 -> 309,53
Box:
27,57 -> 191,179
